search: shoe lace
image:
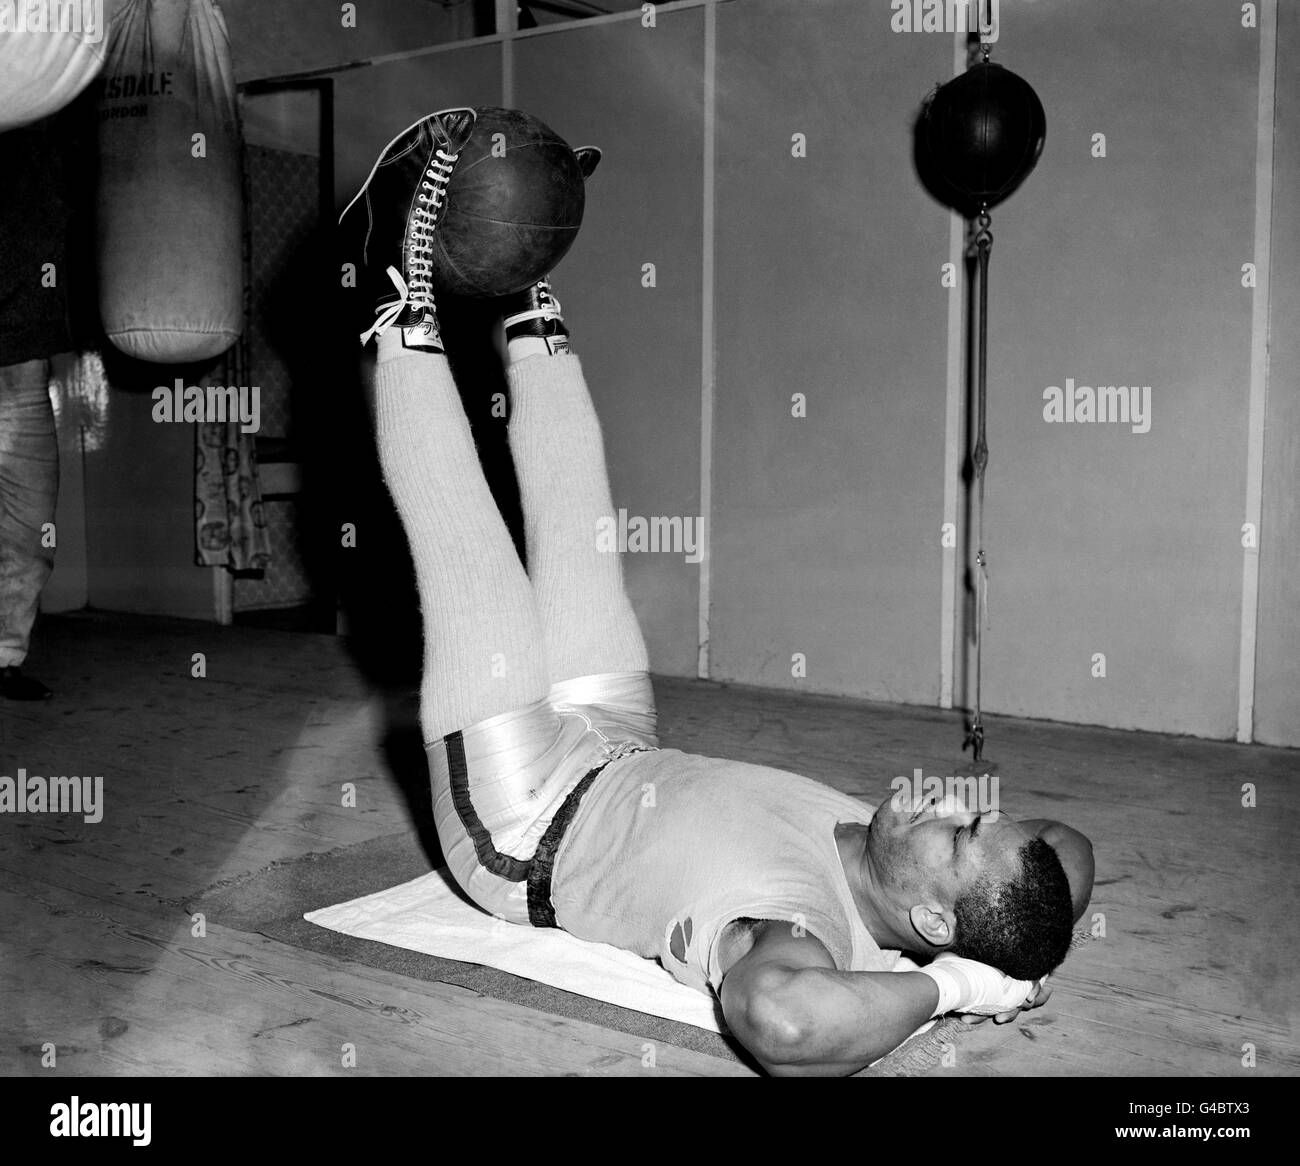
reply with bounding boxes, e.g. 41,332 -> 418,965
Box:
504,279 -> 564,330
359,146 -> 458,345
537,279 -> 560,316
409,148 -> 458,307
360,267 -> 412,345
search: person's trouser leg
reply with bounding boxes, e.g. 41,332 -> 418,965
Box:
0,359 -> 58,668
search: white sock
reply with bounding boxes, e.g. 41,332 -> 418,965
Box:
376,327 -> 442,365
506,353 -> 649,683
507,336 -> 554,362
375,330 -> 408,365
372,349 -> 550,740
507,333 -> 571,363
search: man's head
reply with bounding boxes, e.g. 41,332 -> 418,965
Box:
860,796 -> 1073,981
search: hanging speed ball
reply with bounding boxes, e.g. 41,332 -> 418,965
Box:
919,62 -> 1046,215
429,107 -> 591,298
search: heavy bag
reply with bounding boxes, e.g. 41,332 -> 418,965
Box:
0,2 -> 113,132
96,0 -> 242,363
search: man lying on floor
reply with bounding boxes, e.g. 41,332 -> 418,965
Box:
345,108 -> 1096,1077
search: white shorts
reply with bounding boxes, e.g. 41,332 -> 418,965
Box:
426,671 -> 658,925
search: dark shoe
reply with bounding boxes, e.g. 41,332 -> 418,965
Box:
339,107 -> 478,351
502,277 -> 570,354
0,666 -> 52,700
499,146 -> 597,356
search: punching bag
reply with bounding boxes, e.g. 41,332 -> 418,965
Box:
919,61 -> 1046,216
0,4 -> 114,132
96,0 -> 242,363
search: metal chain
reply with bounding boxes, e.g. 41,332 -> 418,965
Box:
964,208 -> 993,767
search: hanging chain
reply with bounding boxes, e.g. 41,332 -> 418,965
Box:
963,208 -> 993,767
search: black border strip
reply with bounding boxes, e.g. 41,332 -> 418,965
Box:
445,730 -> 532,883
527,747 -> 652,928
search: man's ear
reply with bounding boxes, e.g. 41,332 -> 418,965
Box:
908,902 -> 955,948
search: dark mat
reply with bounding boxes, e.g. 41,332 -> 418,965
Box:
189,830 -> 972,1075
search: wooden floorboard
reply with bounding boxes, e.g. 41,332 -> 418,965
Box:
2,611 -> 1297,1076
1,885 -> 740,1077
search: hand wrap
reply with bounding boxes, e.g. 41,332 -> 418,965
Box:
917,953 -> 1038,1017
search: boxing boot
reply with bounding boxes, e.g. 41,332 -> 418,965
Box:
339,107 -> 477,352
502,277 -> 570,356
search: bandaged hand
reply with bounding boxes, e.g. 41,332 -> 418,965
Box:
916,952 -> 1039,1017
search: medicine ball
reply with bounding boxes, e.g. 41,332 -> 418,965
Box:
429,106 -> 592,297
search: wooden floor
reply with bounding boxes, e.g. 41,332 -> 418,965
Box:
2,611 -> 1297,1077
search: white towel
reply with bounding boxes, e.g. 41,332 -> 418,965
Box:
306,867 -> 726,1030
307,866 -> 933,1042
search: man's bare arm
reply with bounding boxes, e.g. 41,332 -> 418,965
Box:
718,921 -> 941,1076
1021,818 -> 1095,923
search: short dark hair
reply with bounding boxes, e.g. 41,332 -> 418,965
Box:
951,837 -> 1073,981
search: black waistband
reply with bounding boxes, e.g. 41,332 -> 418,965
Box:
526,748 -> 648,928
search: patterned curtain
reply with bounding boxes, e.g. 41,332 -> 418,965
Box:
194,404 -> 270,570
193,118 -> 270,573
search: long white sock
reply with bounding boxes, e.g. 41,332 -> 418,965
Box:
506,336 -> 553,362
506,352 -> 649,684
372,343 -> 550,740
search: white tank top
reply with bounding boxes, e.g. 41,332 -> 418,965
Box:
550,747 -> 897,995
